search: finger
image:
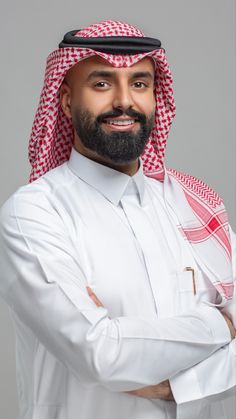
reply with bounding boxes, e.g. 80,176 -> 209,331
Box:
125,390 -> 138,396
86,286 -> 104,307
125,390 -> 146,397
86,286 -> 102,305
222,314 -> 236,339
125,387 -> 154,398
125,382 -> 174,401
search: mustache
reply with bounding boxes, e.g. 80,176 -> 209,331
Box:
96,108 -> 147,124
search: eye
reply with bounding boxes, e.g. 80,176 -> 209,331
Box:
94,81 -> 110,89
133,81 -> 148,89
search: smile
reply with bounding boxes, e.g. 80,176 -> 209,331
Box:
106,119 -> 136,126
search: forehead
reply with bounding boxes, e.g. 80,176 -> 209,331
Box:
65,55 -> 155,83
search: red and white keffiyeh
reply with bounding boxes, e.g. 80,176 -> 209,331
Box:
28,20 -> 234,304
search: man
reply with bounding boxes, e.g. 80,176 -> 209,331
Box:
0,20 -> 235,419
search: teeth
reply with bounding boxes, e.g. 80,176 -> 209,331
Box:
106,119 -> 135,126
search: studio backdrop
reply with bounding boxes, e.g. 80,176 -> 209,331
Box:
0,1 -> 235,418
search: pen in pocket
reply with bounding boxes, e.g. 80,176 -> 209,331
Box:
184,267 -> 196,295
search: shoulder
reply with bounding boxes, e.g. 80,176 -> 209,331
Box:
0,162 -> 73,225
166,167 -> 223,210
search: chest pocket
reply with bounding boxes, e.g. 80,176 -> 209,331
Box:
176,269 -> 218,313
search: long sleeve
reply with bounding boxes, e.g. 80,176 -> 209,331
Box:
0,190 -> 231,392
170,227 -> 236,404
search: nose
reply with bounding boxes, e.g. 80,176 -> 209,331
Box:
112,83 -> 134,111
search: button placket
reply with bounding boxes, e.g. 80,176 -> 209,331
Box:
120,194 -> 174,318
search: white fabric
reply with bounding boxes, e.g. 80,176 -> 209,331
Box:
0,147 -> 235,419
28,19 -> 234,304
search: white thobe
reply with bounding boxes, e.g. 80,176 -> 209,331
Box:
0,146 -> 235,419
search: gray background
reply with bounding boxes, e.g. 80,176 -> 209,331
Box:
0,0 -> 235,417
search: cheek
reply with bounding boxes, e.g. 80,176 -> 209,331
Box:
135,93 -> 156,116
75,89 -> 113,115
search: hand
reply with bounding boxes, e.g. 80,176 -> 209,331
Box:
222,312 -> 236,340
86,287 -> 174,401
125,380 -> 174,401
86,286 -> 104,307
86,286 -> 110,318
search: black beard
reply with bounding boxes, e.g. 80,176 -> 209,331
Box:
72,107 -> 155,163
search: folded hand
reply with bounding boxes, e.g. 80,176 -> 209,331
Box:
86,286 -> 175,401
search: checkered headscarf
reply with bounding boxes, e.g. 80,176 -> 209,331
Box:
28,20 -> 234,305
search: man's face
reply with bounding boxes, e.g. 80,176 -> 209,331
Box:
60,56 -> 156,165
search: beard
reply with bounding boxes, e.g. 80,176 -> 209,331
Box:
72,107 -> 155,163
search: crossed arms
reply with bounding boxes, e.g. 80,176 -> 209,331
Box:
86,286 -> 236,401
0,191 -> 235,404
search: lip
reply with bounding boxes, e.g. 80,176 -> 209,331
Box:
102,121 -> 138,131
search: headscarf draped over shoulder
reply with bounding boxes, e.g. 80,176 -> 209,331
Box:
28,20 -> 234,305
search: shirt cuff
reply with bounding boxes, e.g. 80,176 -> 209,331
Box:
196,304 -> 231,344
170,367 -> 201,404
170,305 -> 231,405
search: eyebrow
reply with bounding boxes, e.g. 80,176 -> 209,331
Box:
86,70 -> 154,82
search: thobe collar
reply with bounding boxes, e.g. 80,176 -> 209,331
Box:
67,146 -> 146,206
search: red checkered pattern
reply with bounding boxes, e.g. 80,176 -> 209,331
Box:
214,282 -> 235,299
29,19 -> 175,182
168,168 -> 231,257
28,20 -> 234,301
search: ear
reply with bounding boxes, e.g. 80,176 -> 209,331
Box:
59,82 -> 72,119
